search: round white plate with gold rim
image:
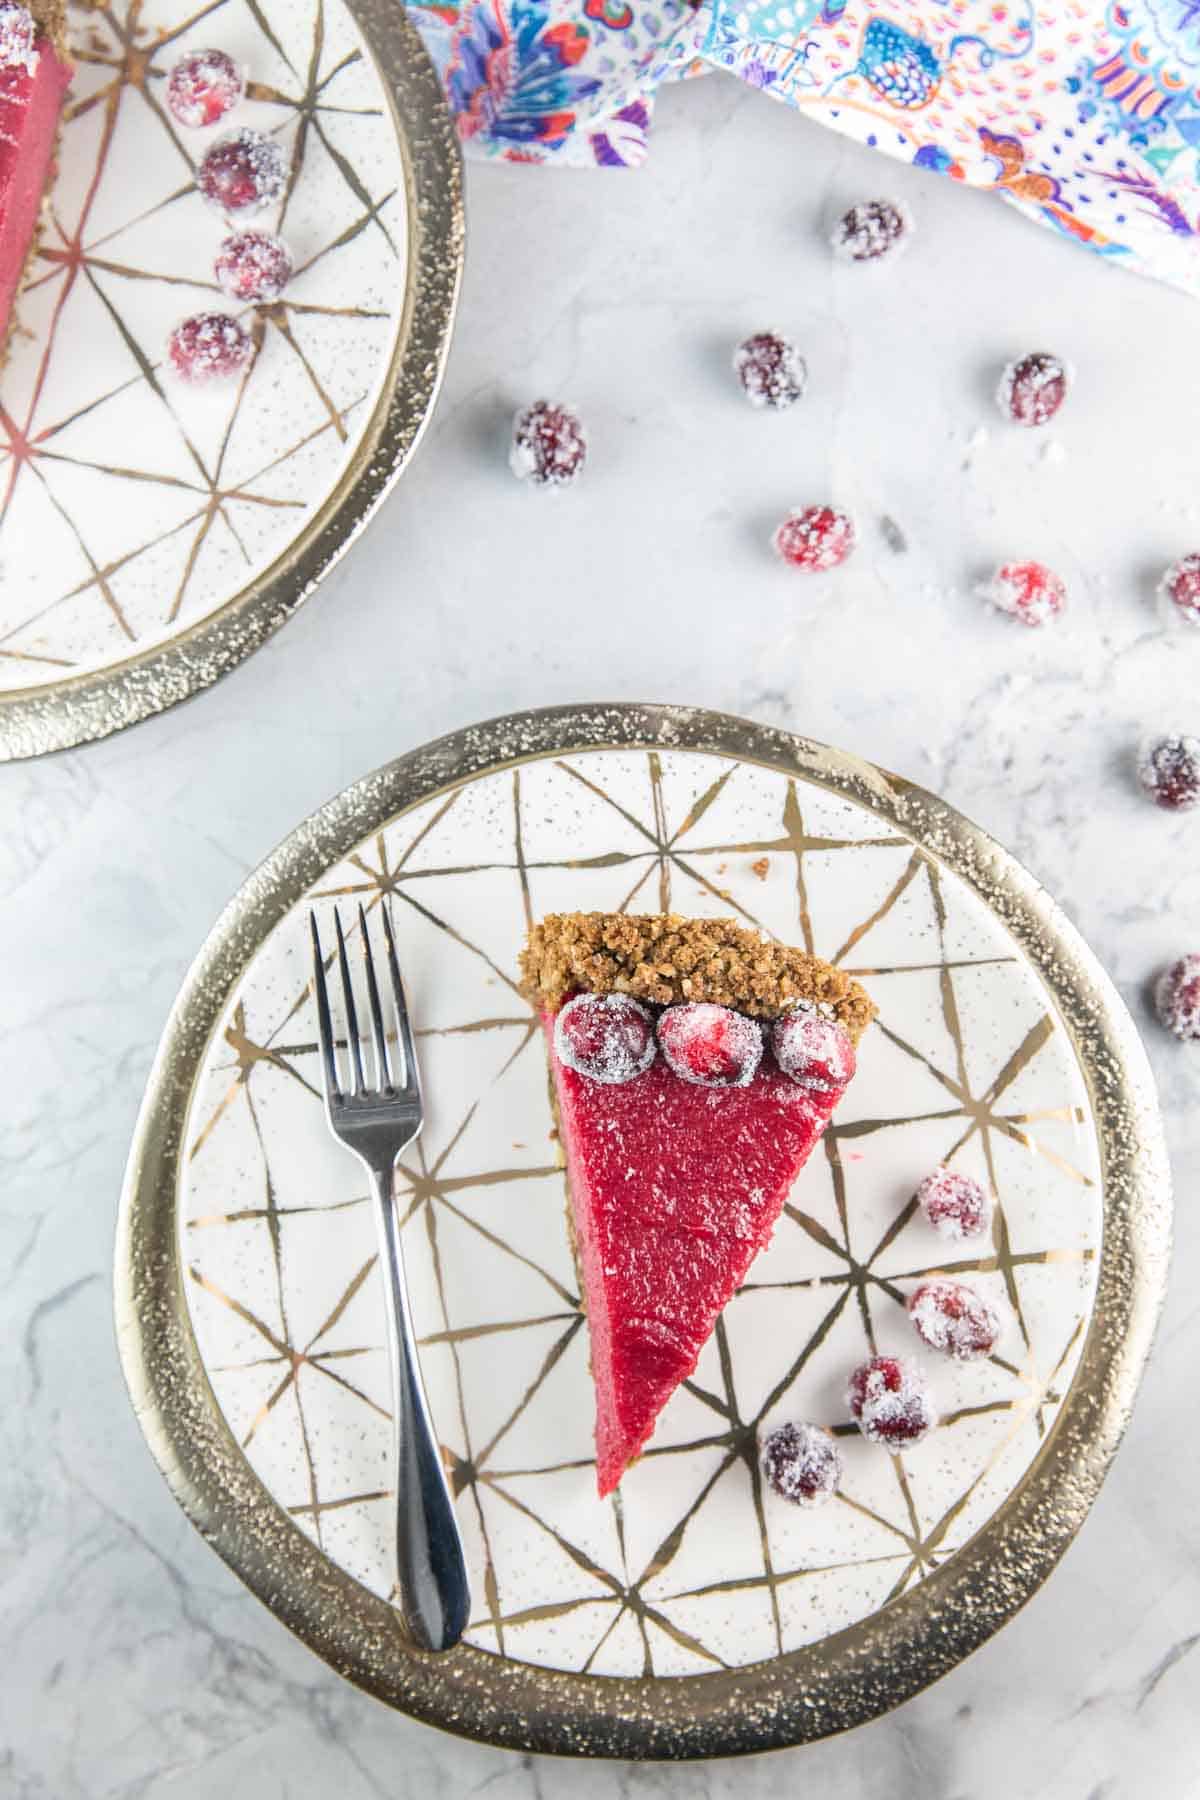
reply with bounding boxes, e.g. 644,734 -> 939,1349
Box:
0,0 -> 461,761
116,703 -> 1171,1758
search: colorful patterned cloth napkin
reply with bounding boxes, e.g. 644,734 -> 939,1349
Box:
404,0 -> 1200,291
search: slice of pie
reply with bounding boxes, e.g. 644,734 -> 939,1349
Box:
0,1 -> 71,369
522,913 -> 874,1496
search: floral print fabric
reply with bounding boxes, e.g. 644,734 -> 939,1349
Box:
405,0 -> 1200,290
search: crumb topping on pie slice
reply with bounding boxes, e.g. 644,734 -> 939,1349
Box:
521,910 -> 875,1037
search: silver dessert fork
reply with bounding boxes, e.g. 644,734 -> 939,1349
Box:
309,901 -> 470,1653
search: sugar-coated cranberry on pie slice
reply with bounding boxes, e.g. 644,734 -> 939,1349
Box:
521,913 -> 875,1497
0,1 -> 71,367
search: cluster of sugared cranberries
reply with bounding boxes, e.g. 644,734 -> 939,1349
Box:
773,505 -> 856,572
166,313 -> 254,385
1155,955 -> 1200,1041
553,992 -> 856,1094
166,47 -> 245,129
510,401 -> 587,489
1137,734 -> 1200,812
198,127 -> 287,214
215,229 -> 293,302
733,331 -> 807,411
916,1165 -> 992,1241
981,559 -> 1067,628
848,1356 -> 936,1450
997,351 -> 1070,428
832,199 -> 910,263
164,61 -> 294,383
0,0 -> 38,74
760,1421 -> 841,1506
908,1279 -> 1004,1361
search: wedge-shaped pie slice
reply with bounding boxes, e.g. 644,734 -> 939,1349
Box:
522,913 -> 874,1496
1,1 -> 71,368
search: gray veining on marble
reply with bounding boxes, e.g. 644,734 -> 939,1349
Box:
2,72 -> 1197,1800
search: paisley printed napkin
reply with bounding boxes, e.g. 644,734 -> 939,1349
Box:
404,0 -> 1200,291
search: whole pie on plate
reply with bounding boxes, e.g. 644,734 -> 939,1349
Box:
521,913 -> 875,1496
0,0 -> 71,368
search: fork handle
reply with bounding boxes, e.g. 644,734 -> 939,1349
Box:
370,1164 -> 470,1653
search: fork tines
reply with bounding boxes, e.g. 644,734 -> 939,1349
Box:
309,902 -> 419,1104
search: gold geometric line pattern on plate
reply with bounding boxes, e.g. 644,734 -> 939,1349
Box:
0,0 -> 405,688
179,748 -> 1103,1678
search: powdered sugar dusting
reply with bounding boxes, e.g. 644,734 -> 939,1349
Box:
771,1002 -> 856,1093
554,992 -> 657,1084
0,0 -> 37,73
908,1278 -> 1005,1361
510,400 -> 587,489
997,351 -> 1070,428
733,331 -> 806,411
166,312 -> 254,384
760,1420 -> 841,1505
847,1355 -> 937,1450
1137,734 -> 1200,812
1161,552 -> 1200,626
981,560 -> 1067,628
916,1165 -> 993,1241
832,198 -> 911,263
197,127 -> 287,214
215,229 -> 293,302
772,505 -> 856,572
1155,954 -> 1200,1041
166,48 -> 245,129
657,1002 -> 763,1088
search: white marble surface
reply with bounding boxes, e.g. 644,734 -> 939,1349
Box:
3,66 -> 1198,1800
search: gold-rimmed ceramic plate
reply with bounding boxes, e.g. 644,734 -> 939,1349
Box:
0,0 -> 461,761
115,703 -> 1171,1758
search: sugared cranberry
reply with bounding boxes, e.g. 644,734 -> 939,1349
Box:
771,1004 -> 855,1095
773,505 -> 856,571
166,312 -> 255,384
1155,955 -> 1200,1041
997,352 -> 1069,428
1161,553 -> 1200,626
215,230 -> 293,302
0,1 -> 38,74
908,1279 -> 1004,1361
760,1421 -> 841,1506
982,560 -> 1066,627
847,1356 -> 936,1450
657,1003 -> 763,1089
510,400 -> 586,489
554,993 -> 656,1084
733,332 -> 806,411
916,1166 -> 992,1241
197,128 -> 287,214
1137,735 -> 1200,812
832,199 -> 910,263
166,48 -> 245,129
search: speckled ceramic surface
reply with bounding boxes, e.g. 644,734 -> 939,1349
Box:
0,0 -> 461,758
117,707 -> 1170,1754
177,742 -> 1109,1677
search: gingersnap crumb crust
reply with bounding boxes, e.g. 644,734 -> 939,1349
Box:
521,912 -> 875,1041
27,0 -> 69,51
